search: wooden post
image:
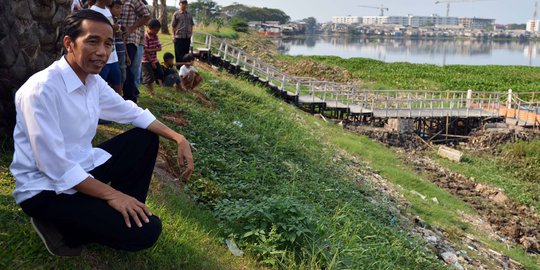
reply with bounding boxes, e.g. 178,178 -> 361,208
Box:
506,89 -> 512,118
295,82 -> 300,95
223,44 -> 228,60
281,75 -> 286,91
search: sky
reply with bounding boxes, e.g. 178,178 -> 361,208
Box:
163,0 -> 537,25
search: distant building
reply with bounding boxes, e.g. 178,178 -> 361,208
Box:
362,16 -> 389,25
527,20 -> 540,32
332,16 -> 362,25
359,15 -> 493,29
362,15 -> 459,27
458,17 -> 495,30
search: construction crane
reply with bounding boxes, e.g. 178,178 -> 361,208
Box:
434,0 -> 491,17
532,1 -> 538,32
357,4 -> 389,16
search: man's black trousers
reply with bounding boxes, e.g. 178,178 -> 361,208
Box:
20,128 -> 161,251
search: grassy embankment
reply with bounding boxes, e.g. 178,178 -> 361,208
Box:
275,53 -> 540,268
1,36 -> 445,269
2,30 -> 539,269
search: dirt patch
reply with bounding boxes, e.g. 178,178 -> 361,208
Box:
162,112 -> 189,127
465,128 -> 540,151
347,125 -> 429,150
279,59 -> 358,84
400,149 -> 540,255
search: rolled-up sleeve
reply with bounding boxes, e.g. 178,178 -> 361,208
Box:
18,84 -> 90,193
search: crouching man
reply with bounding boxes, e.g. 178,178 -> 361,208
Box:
10,10 -> 194,256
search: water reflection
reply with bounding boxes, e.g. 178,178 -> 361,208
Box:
278,36 -> 540,66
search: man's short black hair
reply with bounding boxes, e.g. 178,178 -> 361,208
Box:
63,9 -> 113,41
182,53 -> 194,62
163,52 -> 174,61
110,0 -> 122,6
148,19 -> 161,30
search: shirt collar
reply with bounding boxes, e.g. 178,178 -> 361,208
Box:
58,56 -> 85,93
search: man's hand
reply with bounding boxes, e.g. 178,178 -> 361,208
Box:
177,135 -> 194,180
106,191 -> 152,228
146,120 -> 195,181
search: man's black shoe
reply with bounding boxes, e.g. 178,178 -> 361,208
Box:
30,218 -> 82,257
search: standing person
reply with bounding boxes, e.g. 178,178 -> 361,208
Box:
10,10 -> 194,257
120,0 -> 150,103
91,0 -> 123,95
142,19 -> 164,95
179,54 -> 202,91
109,0 -> 130,91
171,0 -> 194,69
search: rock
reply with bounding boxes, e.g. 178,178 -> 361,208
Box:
440,251 -> 459,264
492,192 -> 508,204
431,197 -> 440,204
452,262 -> 465,270
410,190 -> 426,200
474,183 -> 487,193
425,236 -> 439,243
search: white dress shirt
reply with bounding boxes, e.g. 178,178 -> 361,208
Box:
10,56 -> 156,204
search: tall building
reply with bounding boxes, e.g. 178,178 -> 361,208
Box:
527,20 -> 540,32
332,16 -> 362,25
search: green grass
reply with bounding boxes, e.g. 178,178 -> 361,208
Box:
278,55 -> 540,93
0,138 -> 262,269
0,68 -> 446,269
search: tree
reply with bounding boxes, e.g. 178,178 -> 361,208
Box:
302,17 -> 318,34
189,0 -> 221,23
229,16 -> 249,33
223,4 -> 290,24
0,0 -> 70,140
159,0 -> 169,34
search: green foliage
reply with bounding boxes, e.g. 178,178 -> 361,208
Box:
302,17 -> 318,34
498,139 -> 540,184
155,72 -> 444,269
229,16 -> 249,33
215,196 -> 313,249
278,55 -> 540,92
223,4 -> 290,24
189,0 -> 221,21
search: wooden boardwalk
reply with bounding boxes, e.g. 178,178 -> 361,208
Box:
191,32 -> 540,129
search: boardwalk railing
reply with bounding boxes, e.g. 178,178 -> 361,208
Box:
192,32 -> 540,128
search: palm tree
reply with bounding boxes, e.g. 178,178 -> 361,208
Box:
0,0 -> 70,141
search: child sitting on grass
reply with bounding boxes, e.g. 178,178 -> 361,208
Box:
141,19 -> 164,95
179,54 -> 202,91
161,52 -> 182,90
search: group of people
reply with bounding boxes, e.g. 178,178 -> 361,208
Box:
9,0 -> 206,257
73,0 -> 202,102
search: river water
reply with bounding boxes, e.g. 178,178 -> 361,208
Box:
278,36 -> 540,67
